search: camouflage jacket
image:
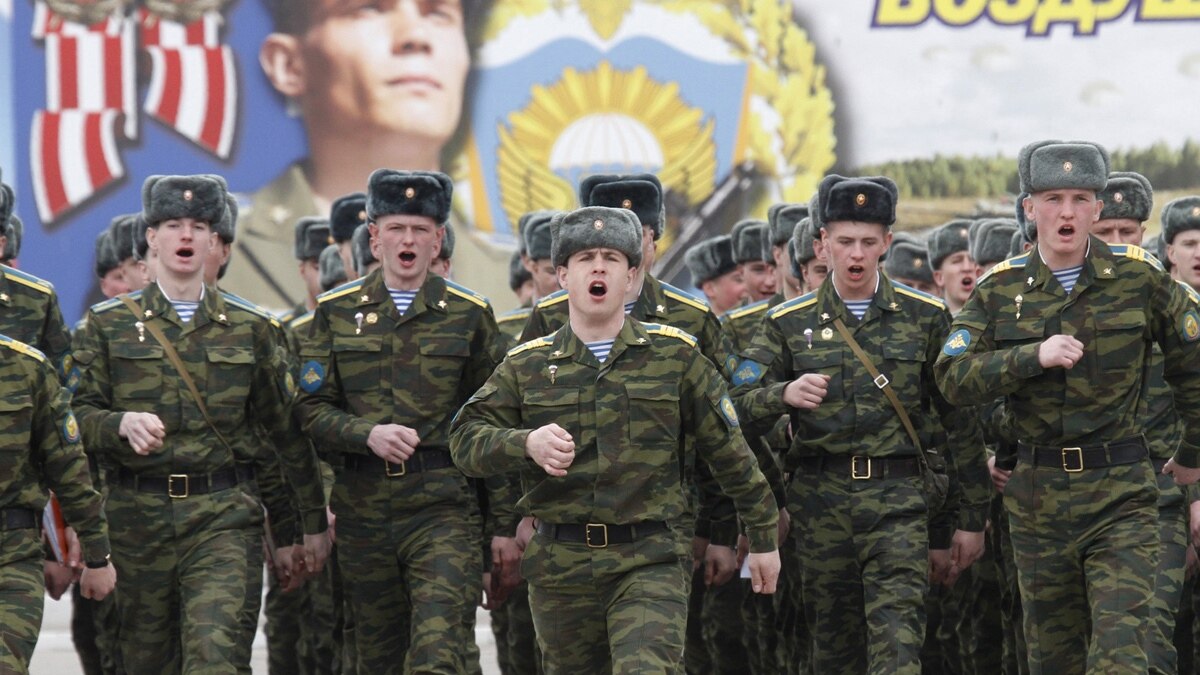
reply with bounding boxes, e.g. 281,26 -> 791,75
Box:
450,319 -> 779,553
496,305 -> 533,351
0,334 -> 109,564
722,294 -> 782,355
0,264 -> 72,384
293,269 -> 508,519
518,275 -> 743,543
935,238 -> 1200,467
735,272 -> 991,531
71,283 -> 327,534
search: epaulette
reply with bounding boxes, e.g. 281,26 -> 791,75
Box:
659,282 -> 710,313
222,292 -> 282,328
91,290 -> 143,314
289,311 -> 315,330
444,279 -> 490,309
767,291 -> 817,320
1108,243 -> 1164,272
891,281 -> 947,310
535,289 -> 569,309
978,252 -> 1030,283
278,307 -> 299,325
726,298 -> 771,322
0,334 -> 47,363
643,323 -> 699,348
497,306 -> 533,324
2,265 -> 54,295
507,336 -> 554,357
1177,280 -> 1200,306
317,278 -> 365,304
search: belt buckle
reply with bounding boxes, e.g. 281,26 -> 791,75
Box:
386,460 -> 407,477
1062,447 -> 1084,473
851,456 -> 872,480
873,373 -> 889,389
585,523 -> 608,548
168,474 -> 190,499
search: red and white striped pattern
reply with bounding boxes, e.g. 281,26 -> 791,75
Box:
32,2 -> 123,39
31,109 -> 126,222
42,18 -> 137,139
140,10 -> 238,159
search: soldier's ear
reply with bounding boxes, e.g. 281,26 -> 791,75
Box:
260,33 -> 306,99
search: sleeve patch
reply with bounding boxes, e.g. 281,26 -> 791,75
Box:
65,367 -> 82,394
62,412 -> 81,444
719,394 -> 740,427
943,329 -> 971,356
731,359 -> 764,386
299,361 -> 326,393
1183,310 -> 1200,343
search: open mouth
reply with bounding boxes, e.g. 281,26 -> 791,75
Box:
1057,224 -> 1076,238
176,247 -> 194,259
847,265 -> 865,279
588,281 -> 608,298
399,252 -> 417,264
961,277 -> 974,289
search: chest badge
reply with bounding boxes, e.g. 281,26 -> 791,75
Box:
548,364 -> 558,384
354,311 -> 364,335
366,312 -> 378,325
1014,294 -> 1023,320
135,321 -> 146,343
804,328 -> 813,349
821,327 -> 833,341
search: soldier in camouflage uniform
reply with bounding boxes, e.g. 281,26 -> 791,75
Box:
684,235 -> 744,318
0,333 -> 116,672
497,211 -> 559,349
72,174 -> 330,673
734,175 -> 991,675
294,169 -> 505,673
884,234 -> 936,297
766,203 -> 807,300
731,219 -> 777,303
1090,171 -> 1193,675
935,141 -> 1200,673
451,205 -> 781,675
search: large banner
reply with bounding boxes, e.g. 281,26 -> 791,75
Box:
2,0 -> 1198,320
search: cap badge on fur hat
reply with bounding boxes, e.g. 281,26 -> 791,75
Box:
856,193 -> 866,206
1194,207 -> 1200,217
621,199 -> 632,209
358,210 -> 366,221
594,219 -> 604,230
183,190 -> 193,201
1063,161 -> 1072,172
1114,192 -> 1123,203
405,187 -> 415,199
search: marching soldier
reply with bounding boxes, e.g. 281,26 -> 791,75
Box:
450,205 -> 780,674
926,219 -> 975,317
685,235 -> 744,317
731,219 -> 777,303
884,234 -> 937,296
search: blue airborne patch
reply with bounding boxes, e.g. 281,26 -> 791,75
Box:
299,361 -> 326,393
942,329 -> 971,356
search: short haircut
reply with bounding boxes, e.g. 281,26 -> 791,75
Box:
262,0 -> 491,50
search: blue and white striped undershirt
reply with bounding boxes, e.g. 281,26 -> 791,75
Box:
624,301 -> 636,314
843,299 -> 872,320
585,339 -> 615,363
159,282 -> 203,323
1051,265 -> 1084,294
389,289 -> 418,315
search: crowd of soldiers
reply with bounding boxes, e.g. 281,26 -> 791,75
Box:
3,138 -> 1200,675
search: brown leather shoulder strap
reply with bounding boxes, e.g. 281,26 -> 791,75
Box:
832,318 -> 927,465
119,295 -> 235,455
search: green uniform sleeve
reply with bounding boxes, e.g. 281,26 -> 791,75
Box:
71,312 -> 128,455
450,359 -> 535,477
731,316 -> 792,434
293,303 -> 378,453
1153,278 -> 1200,467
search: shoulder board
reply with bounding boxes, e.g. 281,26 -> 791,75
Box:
222,292 -> 282,328
643,323 -> 699,348
444,280 -> 490,309
1108,243 -> 1164,271
0,335 -> 47,363
507,336 -> 554,357
892,281 -> 947,310
767,292 -> 817,320
535,289 -> 569,309
726,298 -> 771,322
317,278 -> 365,304
497,306 -> 533,324
91,290 -> 143,315
659,282 -> 710,312
1176,280 -> 1200,305
289,311 -> 315,330
2,265 -> 54,294
278,308 -> 298,324
978,252 -> 1030,283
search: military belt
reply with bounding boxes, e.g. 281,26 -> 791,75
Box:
795,455 -> 922,480
0,508 -> 38,531
1017,438 -> 1147,472
115,465 -> 254,499
536,521 -> 669,548
342,448 -> 455,477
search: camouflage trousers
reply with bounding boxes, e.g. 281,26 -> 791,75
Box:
1004,459 -> 1158,674
990,497 -> 1028,675
776,525 -> 811,675
491,581 -> 540,675
1149,471 -> 1188,675
0,531 -> 44,673
336,504 -> 481,674
791,472 -> 928,675
683,566 -> 708,674
950,522 -> 1004,675
106,484 -> 264,674
72,581 -> 120,675
266,545 -> 344,675
523,530 -> 690,675
701,572 -> 748,672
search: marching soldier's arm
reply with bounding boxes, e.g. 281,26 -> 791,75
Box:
1152,277 -> 1200,468
451,359 -> 534,478
42,290 -> 74,383
294,304 -> 377,454
252,326 -> 327,535
253,436 -> 300,548
927,309 -> 991,532
71,313 -> 126,454
934,287 -> 1044,406
467,310 -> 521,536
731,317 -> 793,435
685,355 -> 778,553
34,363 -> 110,562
